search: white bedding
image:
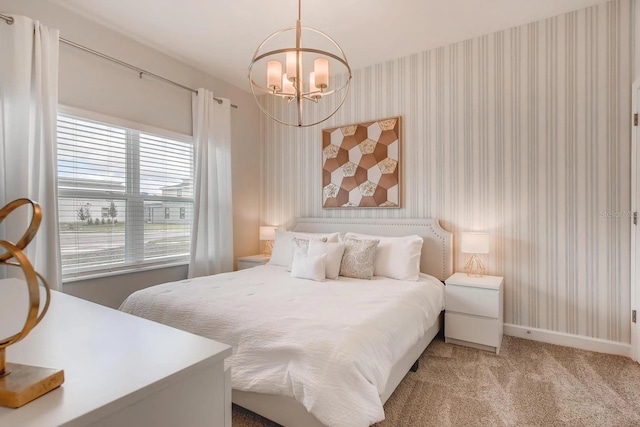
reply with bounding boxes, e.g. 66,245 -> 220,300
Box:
119,265 -> 444,427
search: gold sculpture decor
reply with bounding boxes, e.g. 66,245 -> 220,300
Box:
0,198 -> 64,408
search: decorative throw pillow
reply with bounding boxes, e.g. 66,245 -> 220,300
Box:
344,232 -> 423,281
292,236 -> 311,256
268,230 -> 339,267
287,237 -> 326,271
290,253 -> 327,282
339,237 -> 379,279
307,240 -> 345,280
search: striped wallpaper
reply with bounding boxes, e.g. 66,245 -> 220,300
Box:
260,0 -> 633,343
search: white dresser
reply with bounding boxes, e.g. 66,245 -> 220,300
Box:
444,272 -> 504,354
0,281 -> 232,427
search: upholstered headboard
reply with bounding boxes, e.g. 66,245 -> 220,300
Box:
292,218 -> 453,281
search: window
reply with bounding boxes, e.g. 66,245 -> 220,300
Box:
57,111 -> 194,278
177,189 -> 182,197
180,207 -> 186,220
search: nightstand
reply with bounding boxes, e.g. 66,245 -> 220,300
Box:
444,272 -> 504,354
237,254 -> 270,270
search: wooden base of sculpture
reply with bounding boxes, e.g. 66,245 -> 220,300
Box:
0,359 -> 64,408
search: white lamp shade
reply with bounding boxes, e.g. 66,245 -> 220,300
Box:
461,232 -> 489,254
259,226 -> 277,241
309,71 -> 316,91
267,61 -> 282,90
282,74 -> 295,95
286,52 -> 297,80
314,58 -> 329,88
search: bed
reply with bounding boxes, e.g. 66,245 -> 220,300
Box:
119,218 -> 453,427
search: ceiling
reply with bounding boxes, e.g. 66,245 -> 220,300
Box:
50,0 -> 607,92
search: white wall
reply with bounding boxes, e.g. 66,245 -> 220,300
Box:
261,0 -> 633,343
0,0 -> 262,308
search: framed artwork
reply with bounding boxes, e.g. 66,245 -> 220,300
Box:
322,117 -> 401,208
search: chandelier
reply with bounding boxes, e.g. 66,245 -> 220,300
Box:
248,0 -> 352,127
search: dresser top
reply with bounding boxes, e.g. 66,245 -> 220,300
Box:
445,272 -> 504,290
0,279 -> 231,427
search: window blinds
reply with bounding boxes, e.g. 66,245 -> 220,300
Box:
57,114 -> 194,278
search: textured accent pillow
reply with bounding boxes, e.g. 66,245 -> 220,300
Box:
287,237 -> 327,271
292,236 -> 311,256
339,237 -> 379,279
344,232 -> 423,281
268,230 -> 339,267
307,240 -> 345,280
290,253 -> 327,282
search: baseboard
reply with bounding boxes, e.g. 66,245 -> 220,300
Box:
504,324 -> 631,358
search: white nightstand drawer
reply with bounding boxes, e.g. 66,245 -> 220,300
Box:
446,284 -> 500,318
445,312 -> 501,347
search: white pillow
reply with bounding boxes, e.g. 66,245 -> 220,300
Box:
307,240 -> 345,280
268,230 -> 340,267
344,232 -> 423,281
290,253 -> 327,282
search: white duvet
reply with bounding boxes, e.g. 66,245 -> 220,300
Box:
119,265 -> 444,427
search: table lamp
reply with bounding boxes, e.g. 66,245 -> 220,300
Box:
259,226 -> 277,256
461,232 -> 489,277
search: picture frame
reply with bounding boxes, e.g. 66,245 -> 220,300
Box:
322,117 -> 401,208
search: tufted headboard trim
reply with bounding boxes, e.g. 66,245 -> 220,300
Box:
292,218 -> 453,281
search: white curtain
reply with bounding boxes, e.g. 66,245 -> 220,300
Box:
189,89 -> 233,278
0,15 -> 61,290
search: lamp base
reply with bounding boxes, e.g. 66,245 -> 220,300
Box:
262,240 -> 274,256
0,362 -> 64,408
464,254 -> 486,278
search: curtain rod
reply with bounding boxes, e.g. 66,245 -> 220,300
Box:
0,13 -> 238,109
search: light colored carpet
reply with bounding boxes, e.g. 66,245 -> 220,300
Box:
232,336 -> 640,426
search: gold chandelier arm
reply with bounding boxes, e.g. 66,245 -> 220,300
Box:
248,76 -> 296,99
250,75 -> 351,128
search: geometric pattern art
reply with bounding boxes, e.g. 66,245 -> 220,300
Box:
322,117 -> 401,208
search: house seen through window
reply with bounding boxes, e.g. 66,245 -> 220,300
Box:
57,112 -> 194,278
